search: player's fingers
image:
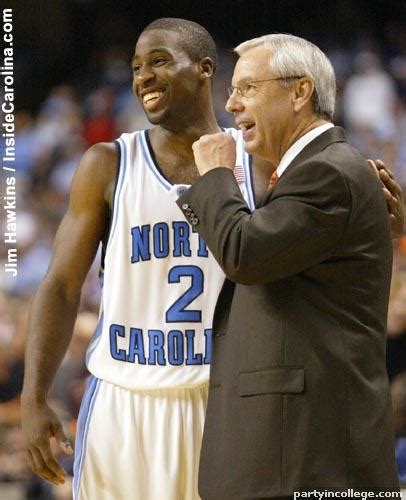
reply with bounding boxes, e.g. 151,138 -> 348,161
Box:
367,159 -> 379,178
382,189 -> 399,216
382,187 -> 393,201
375,159 -> 394,177
383,192 -> 402,236
38,443 -> 68,482
30,446 -> 66,485
25,447 -> 36,473
51,422 -> 73,456
379,170 -> 402,197
381,181 -> 401,209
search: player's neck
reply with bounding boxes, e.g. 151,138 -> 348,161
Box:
151,119 -> 220,156
152,94 -> 220,146
148,118 -> 219,185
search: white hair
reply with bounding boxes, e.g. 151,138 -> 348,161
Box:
235,34 -> 336,120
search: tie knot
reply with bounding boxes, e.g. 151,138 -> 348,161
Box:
268,170 -> 279,189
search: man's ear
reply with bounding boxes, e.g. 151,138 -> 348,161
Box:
292,77 -> 315,113
198,57 -> 215,79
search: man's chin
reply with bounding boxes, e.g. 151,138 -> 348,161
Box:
144,108 -> 168,125
146,114 -> 163,125
244,141 -> 270,161
243,139 -> 257,154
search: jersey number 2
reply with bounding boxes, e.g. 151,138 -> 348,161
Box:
166,265 -> 203,322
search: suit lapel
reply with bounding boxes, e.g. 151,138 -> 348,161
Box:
259,126 -> 347,207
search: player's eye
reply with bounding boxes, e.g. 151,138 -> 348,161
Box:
153,57 -> 167,66
132,65 -> 141,74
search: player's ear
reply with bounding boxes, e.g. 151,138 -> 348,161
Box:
198,57 -> 214,79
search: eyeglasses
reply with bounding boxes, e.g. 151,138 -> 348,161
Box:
227,76 -> 304,98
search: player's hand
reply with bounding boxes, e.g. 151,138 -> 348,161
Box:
192,132 -> 236,176
21,399 -> 73,485
368,159 -> 404,238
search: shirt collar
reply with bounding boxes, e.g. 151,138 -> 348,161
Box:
276,122 -> 334,178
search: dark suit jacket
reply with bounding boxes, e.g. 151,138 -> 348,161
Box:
177,127 -> 399,499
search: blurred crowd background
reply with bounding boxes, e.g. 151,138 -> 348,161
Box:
0,0 -> 405,498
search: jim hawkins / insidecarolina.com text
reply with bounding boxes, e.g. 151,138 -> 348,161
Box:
2,8 -> 17,277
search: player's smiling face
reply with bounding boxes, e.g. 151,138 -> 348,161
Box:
132,29 -> 201,128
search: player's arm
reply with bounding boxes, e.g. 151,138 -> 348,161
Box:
20,142 -> 117,485
368,159 -> 404,238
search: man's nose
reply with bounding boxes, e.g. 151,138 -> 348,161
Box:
225,91 -> 244,113
135,64 -> 155,86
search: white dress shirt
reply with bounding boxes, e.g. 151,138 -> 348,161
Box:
276,122 -> 334,179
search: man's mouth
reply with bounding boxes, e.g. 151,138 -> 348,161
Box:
238,121 -> 256,140
141,90 -> 166,111
143,90 -> 164,104
238,121 -> 255,132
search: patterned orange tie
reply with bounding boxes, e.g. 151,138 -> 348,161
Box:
268,170 -> 279,190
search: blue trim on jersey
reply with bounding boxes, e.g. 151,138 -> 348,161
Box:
73,375 -> 100,500
106,138 -> 127,248
140,130 -> 172,191
98,268 -> 104,288
100,140 -> 121,275
85,312 -> 104,366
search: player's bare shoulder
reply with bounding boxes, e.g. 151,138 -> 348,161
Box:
61,141 -> 118,251
73,142 -> 118,208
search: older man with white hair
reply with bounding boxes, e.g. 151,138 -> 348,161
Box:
178,34 -> 400,499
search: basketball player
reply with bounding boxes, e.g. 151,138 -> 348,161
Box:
21,18 -> 256,500
21,18 -> 403,500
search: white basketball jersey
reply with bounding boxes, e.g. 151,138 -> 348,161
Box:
86,128 -> 255,390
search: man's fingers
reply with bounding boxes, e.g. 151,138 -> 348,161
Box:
38,443 -> 68,480
376,159 -> 394,177
368,159 -> 379,178
379,170 -> 401,196
25,448 -> 36,473
52,422 -> 73,455
382,187 -> 393,202
383,190 -> 399,217
60,440 -> 74,455
368,158 -> 394,178
29,446 -> 66,485
368,159 -> 404,237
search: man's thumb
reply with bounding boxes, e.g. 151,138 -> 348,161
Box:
53,423 -> 74,455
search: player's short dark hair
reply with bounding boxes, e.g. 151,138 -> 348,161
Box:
143,18 -> 217,74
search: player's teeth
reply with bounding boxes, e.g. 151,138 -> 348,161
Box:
143,91 -> 163,103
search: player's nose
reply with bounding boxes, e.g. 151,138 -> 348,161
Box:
134,64 -> 155,87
